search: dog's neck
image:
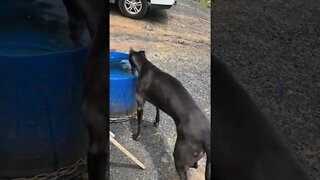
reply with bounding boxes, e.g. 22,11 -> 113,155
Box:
133,55 -> 149,73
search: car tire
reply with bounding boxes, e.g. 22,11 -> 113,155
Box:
118,0 -> 148,19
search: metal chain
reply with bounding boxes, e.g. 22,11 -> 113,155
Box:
11,158 -> 85,180
7,113 -> 134,180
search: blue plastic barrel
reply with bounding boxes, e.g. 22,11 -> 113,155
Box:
110,52 -> 138,119
0,1 -> 89,178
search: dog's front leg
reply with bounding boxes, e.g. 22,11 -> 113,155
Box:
132,93 -> 145,140
84,103 -> 107,180
62,0 -> 86,43
153,107 -> 160,127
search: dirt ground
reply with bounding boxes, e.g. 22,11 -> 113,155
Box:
109,1 -> 210,180
212,0 -> 320,179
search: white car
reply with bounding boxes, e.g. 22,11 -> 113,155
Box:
110,0 -> 177,19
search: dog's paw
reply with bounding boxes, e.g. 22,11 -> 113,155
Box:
153,121 -> 159,128
132,133 -> 140,141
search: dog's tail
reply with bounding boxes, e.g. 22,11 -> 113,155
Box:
203,136 -> 211,180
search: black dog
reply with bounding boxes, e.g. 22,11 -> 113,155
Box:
212,55 -> 310,180
63,1 -> 107,180
128,49 -> 211,180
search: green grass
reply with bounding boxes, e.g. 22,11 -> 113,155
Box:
195,0 -> 211,7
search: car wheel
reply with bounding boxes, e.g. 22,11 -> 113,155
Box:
118,0 -> 148,19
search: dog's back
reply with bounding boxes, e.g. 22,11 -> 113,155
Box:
212,55 -> 310,180
141,61 -> 208,127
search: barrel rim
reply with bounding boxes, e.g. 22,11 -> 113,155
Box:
0,41 -> 88,57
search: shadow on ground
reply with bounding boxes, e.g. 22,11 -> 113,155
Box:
109,109 -> 177,180
128,117 -> 176,180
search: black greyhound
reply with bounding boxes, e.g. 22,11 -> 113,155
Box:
128,49 -> 211,180
63,0 -> 107,180
212,55 -> 310,180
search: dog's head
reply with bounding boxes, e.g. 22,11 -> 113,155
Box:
128,48 -> 146,76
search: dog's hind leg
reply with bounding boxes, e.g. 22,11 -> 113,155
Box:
173,140 -> 191,180
205,153 -> 211,180
191,161 -> 198,169
153,107 -> 160,127
204,136 -> 211,180
173,152 -> 189,180
132,93 -> 146,140
175,164 -> 188,180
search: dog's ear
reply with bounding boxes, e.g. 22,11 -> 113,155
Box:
129,47 -> 135,54
139,50 -> 146,57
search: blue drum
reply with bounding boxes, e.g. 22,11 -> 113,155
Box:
0,1 -> 89,178
110,51 -> 138,119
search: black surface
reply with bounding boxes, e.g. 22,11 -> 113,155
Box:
212,0 -> 320,179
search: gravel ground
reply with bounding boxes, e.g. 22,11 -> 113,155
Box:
212,0 -> 320,179
109,1 -> 210,179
